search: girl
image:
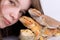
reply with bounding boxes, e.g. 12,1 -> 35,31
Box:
0,0 -> 43,40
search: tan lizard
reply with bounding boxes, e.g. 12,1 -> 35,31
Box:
28,8 -> 60,29
28,8 -> 60,39
19,9 -> 60,40
19,16 -> 43,40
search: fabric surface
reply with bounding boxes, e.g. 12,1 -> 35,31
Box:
3,36 -> 19,40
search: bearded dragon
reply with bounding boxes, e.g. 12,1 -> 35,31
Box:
19,16 -> 43,40
19,9 -> 60,40
20,29 -> 35,40
28,8 -> 60,39
28,8 -> 60,29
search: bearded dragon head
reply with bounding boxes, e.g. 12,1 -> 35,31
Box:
28,8 -> 42,17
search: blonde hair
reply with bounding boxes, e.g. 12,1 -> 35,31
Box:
31,0 -> 44,14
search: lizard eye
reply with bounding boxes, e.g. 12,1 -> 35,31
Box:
24,18 -> 25,19
29,21 -> 31,22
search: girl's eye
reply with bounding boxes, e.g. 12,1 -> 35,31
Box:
9,0 -> 15,6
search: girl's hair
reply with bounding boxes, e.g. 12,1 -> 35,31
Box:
31,0 -> 44,14
0,0 -> 1,3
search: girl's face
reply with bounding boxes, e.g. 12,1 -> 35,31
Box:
0,0 -> 31,28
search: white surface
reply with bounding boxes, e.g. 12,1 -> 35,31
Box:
47,36 -> 60,40
40,0 -> 60,40
40,0 -> 60,21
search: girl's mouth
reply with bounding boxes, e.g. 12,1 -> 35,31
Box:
3,17 -> 11,25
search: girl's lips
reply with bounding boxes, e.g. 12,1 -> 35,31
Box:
3,17 -> 11,25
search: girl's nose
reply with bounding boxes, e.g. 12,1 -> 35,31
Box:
10,13 -> 19,20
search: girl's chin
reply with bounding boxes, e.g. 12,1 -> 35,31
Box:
0,20 -> 18,29
0,23 -> 14,28
0,25 -> 7,29
5,21 -> 18,27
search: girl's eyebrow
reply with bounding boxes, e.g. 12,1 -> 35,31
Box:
10,0 -> 19,4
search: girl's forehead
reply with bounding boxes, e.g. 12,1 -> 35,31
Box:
1,0 -> 31,5
1,0 -> 31,10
